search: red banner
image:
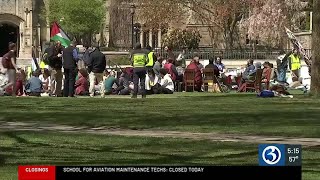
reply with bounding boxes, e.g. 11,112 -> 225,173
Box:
18,166 -> 56,180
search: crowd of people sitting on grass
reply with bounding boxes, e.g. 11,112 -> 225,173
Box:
0,41 -> 306,98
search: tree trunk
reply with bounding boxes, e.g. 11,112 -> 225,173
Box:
311,0 -> 320,96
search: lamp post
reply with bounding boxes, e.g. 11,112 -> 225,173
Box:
36,23 -> 41,58
130,4 -> 136,49
133,23 -> 141,45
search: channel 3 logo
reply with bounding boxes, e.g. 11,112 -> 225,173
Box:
259,144 -> 285,166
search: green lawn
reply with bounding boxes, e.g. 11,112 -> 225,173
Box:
0,93 -> 319,137
0,131 -> 319,180
0,93 -> 319,179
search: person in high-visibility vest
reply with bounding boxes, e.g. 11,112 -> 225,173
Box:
289,49 -> 301,82
145,45 -> 157,71
130,43 -> 149,98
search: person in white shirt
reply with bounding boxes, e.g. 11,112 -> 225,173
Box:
159,68 -> 174,94
39,68 -> 51,93
145,69 -> 159,94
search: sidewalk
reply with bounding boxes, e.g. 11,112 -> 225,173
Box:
1,121 -> 320,147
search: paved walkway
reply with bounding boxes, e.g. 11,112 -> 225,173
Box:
1,121 -> 320,147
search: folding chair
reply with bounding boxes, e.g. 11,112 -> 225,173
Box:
245,69 -> 263,92
202,68 -> 215,92
184,69 -> 195,92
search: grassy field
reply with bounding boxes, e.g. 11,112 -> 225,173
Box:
0,93 -> 319,137
0,131 -> 319,180
0,93 -> 319,179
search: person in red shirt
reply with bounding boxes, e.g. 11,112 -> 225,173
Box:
75,68 -> 89,96
186,57 -> 203,91
164,59 -> 178,81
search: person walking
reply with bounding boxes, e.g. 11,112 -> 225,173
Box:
1,42 -> 18,96
62,43 -> 79,97
130,43 -> 149,98
48,41 -> 63,97
87,45 -> 106,98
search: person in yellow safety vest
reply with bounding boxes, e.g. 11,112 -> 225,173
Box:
130,43 -> 149,98
145,45 -> 157,71
289,49 -> 301,82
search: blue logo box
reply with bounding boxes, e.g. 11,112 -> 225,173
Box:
259,144 -> 285,166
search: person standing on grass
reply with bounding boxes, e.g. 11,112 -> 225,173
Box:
87,45 -> 106,98
289,49 -> 301,82
48,41 -> 63,97
130,43 -> 149,98
62,43 -> 79,97
145,45 -> 157,72
276,50 -> 291,84
1,42 -> 18,97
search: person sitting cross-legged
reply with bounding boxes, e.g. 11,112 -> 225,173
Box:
75,68 -> 89,96
104,70 -> 119,95
158,68 -> 174,94
115,71 -> 132,95
145,69 -> 160,95
25,70 -> 43,97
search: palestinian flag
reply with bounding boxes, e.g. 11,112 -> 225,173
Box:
50,22 -> 71,48
285,27 -> 312,75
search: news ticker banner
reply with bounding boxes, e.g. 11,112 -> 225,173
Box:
18,166 -> 301,180
18,144 -> 302,180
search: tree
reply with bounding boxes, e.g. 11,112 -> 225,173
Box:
43,0 -> 105,44
135,0 -> 252,49
109,0 -> 133,48
241,0 -> 308,48
135,0 -> 186,30
311,0 -> 320,95
162,28 -> 202,50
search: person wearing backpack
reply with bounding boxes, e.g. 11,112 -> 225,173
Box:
83,45 -> 93,67
1,42 -> 18,96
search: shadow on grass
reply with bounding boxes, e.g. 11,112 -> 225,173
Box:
1,109 -> 319,137
0,132 -> 258,167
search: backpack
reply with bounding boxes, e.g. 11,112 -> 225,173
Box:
257,90 -> 275,98
83,49 -> 92,66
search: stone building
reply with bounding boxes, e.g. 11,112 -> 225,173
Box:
0,0 -> 52,59
0,0 -> 312,60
